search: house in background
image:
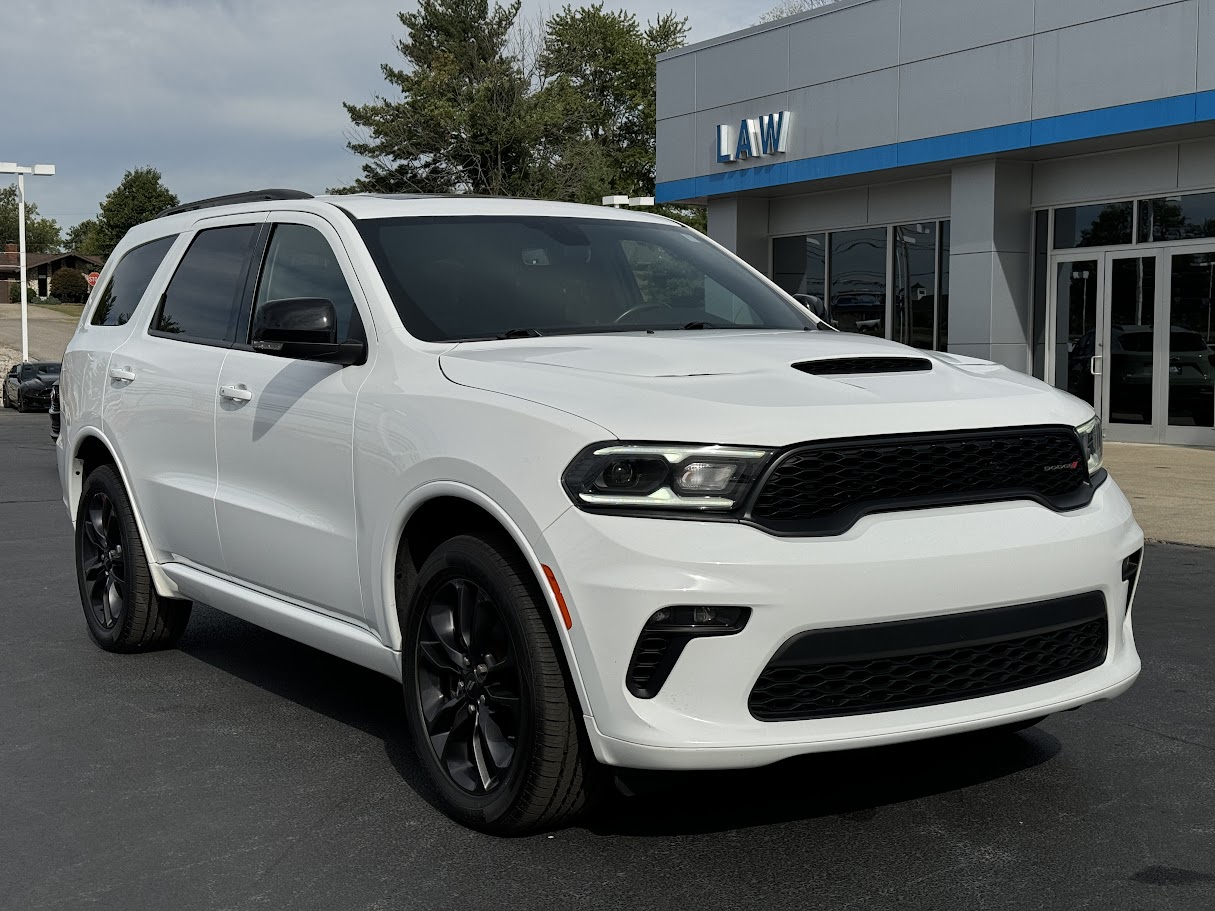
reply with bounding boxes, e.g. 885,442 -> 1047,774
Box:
0,244 -> 106,299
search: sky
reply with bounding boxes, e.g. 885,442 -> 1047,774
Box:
1,0 -> 762,234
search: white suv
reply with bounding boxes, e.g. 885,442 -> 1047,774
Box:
57,190 -> 1143,833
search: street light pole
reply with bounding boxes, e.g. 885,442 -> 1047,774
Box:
1,162 -> 56,363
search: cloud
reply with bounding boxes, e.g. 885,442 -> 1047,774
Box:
0,0 -> 756,231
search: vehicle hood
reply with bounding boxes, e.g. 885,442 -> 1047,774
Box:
21,373 -> 58,389
438,330 -> 1093,445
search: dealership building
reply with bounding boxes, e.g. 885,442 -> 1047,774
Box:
655,0 -> 1215,445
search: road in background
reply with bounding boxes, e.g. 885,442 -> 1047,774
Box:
2,411 -> 1213,911
0,302 -> 79,374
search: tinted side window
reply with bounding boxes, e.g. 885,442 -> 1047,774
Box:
154,225 -> 258,343
252,224 -> 362,343
90,235 -> 176,327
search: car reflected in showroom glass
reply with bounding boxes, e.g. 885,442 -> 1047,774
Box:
55,191 -> 1143,835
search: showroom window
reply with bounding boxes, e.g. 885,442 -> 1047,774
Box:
772,220 -> 950,350
1053,202 -> 1133,249
1138,192 -> 1215,243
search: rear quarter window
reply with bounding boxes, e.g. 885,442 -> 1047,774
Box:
90,235 -> 177,327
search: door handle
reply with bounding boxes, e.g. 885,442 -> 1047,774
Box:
108,366 -> 136,382
1089,355 -> 1102,376
219,384 -> 253,403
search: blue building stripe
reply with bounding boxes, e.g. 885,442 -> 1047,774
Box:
655,90 -> 1215,204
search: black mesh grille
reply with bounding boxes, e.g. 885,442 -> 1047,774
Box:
794,357 -> 932,375
749,595 -> 1108,721
750,427 -> 1090,534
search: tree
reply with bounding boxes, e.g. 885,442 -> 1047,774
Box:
758,0 -> 837,24
334,1 -> 702,229
0,185 -> 62,254
50,267 -> 90,303
337,0 -> 547,196
66,218 -> 103,256
95,167 -> 178,255
538,5 -> 688,204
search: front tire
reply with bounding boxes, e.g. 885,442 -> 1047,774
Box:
15,391 -> 26,412
75,465 -> 192,651
402,534 -> 599,834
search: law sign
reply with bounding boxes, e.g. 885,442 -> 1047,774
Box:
716,111 -> 791,163
86,272 -> 100,288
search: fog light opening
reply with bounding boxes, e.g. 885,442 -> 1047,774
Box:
626,606 -> 751,699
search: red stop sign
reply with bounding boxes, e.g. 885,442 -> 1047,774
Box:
86,272 -> 100,287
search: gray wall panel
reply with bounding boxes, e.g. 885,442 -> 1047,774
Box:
768,188 -> 869,236
694,92 -> 792,177
656,115 -> 696,184
945,254 -> 994,344
896,39 -> 1033,143
787,69 -> 899,160
1199,0 -> 1215,91
1178,138 -> 1215,187
1031,3 -> 1198,119
866,177 -> 952,224
694,29 -> 789,110
786,0 -> 899,89
989,251 -> 1032,344
1031,145 -> 1181,206
1034,0 -> 1184,34
657,53 -> 696,120
898,0 -> 1033,64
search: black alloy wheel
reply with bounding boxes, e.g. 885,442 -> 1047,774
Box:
416,578 -> 524,795
75,464 -> 192,652
402,535 -> 601,834
80,491 -> 126,630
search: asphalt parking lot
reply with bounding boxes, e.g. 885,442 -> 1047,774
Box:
2,410 -> 1213,911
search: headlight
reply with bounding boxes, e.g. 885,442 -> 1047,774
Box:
1075,415 -> 1103,475
562,443 -> 774,514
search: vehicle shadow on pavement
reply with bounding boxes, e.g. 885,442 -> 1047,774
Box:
175,603 -> 1062,837
590,728 -> 1061,836
174,604 -> 449,815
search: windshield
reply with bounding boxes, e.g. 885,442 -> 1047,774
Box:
358,216 -> 813,341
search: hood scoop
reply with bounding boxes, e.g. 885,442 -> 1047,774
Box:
793,356 -> 933,376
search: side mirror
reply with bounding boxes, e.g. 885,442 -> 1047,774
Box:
251,298 -> 366,366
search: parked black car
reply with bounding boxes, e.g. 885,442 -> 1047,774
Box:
2,361 -> 61,413
49,380 -> 61,440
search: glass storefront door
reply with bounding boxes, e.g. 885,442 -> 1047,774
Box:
1053,258 -> 1101,410
1102,253 -> 1159,440
1165,250 -> 1215,441
1051,246 -> 1215,443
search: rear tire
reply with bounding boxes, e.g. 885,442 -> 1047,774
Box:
1,386 -> 10,409
401,534 -> 600,834
75,465 -> 192,652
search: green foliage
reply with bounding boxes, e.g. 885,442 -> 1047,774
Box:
66,218 -> 104,256
538,4 -> 687,204
50,267 -> 90,303
338,0 -> 546,196
9,282 -> 26,303
334,1 -> 704,228
0,185 -> 62,254
95,167 -> 178,255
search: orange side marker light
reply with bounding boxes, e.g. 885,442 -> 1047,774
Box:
541,564 -> 573,630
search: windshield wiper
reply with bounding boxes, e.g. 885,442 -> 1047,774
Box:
496,328 -> 544,339
680,321 -> 721,330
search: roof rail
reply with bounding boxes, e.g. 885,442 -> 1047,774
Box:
156,188 -> 313,218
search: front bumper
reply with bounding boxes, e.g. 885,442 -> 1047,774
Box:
539,479 -> 1143,770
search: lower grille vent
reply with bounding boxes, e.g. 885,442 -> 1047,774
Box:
749,593 -> 1108,721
